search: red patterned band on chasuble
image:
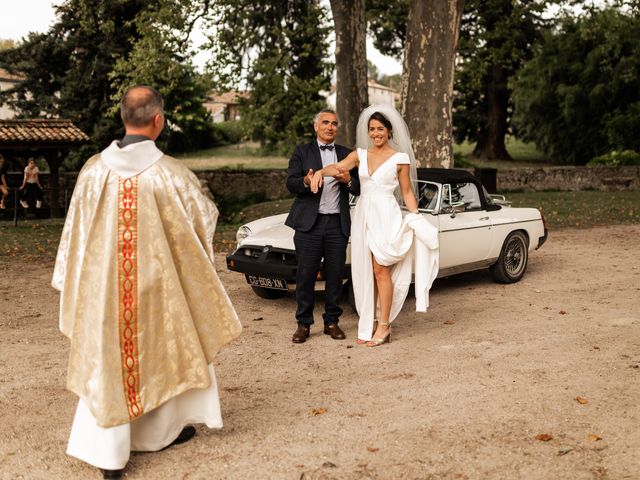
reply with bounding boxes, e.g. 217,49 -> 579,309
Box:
117,177 -> 143,420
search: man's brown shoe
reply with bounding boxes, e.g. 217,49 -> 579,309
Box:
292,324 -> 310,343
323,323 -> 346,340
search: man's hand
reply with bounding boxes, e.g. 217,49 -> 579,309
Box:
310,170 -> 324,193
333,166 -> 351,184
303,169 -> 314,187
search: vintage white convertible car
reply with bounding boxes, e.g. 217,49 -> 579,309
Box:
226,168 -> 548,300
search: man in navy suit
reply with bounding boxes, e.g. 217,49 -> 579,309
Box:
285,109 -> 360,343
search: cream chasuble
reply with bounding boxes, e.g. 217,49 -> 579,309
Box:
53,141 -> 242,428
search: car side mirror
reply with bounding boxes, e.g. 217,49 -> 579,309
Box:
442,201 -> 465,218
441,184 -> 465,217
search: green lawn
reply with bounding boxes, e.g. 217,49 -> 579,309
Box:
2,191 -> 638,259
176,143 -> 288,170
454,137 -> 551,168
178,138 -> 549,171
506,191 -> 640,229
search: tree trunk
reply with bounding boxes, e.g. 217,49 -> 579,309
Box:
401,0 -> 464,168
472,60 -> 512,160
330,0 -> 368,148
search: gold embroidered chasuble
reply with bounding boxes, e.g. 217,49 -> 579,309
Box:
53,148 -> 242,428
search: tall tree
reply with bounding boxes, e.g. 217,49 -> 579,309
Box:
207,0 -> 332,154
368,0 -> 549,162
366,0 -> 409,59
401,0 -> 464,168
330,0 -> 368,148
108,1 -> 215,153
512,7 -> 640,164
454,0 -> 546,160
0,0 -> 212,167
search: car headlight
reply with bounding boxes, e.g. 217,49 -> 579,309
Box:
236,225 -> 252,245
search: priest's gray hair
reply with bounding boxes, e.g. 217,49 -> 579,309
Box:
120,85 -> 164,127
313,108 -> 339,126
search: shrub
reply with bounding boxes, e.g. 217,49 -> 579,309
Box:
588,150 -> 640,166
213,121 -> 246,145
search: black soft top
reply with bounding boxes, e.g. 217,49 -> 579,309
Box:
417,168 -> 478,185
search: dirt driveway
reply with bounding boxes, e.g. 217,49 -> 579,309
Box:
1,224 -> 639,480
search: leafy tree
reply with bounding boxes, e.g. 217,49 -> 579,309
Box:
0,0 -> 214,169
108,1 -> 215,154
0,0 -> 148,167
206,0 -> 332,154
454,0 -> 547,160
366,0 -> 409,59
512,7 -> 640,164
366,0 -> 548,161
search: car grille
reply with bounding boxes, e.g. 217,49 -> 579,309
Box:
239,245 -> 297,265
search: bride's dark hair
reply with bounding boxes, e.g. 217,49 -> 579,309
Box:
368,111 -> 393,138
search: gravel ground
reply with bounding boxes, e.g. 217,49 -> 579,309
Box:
1,224 -> 639,480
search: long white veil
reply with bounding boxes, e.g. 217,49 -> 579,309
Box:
355,104 -> 418,203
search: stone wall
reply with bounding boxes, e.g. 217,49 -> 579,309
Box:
5,165 -> 639,209
196,169 -> 289,201
495,166 -> 640,192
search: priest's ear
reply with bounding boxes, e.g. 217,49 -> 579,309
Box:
151,112 -> 165,140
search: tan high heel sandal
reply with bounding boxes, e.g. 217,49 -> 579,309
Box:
356,321 -> 378,345
367,322 -> 391,347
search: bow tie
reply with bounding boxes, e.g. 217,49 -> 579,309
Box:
319,144 -> 334,151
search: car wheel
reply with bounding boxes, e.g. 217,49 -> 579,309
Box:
490,231 -> 528,284
251,286 -> 287,299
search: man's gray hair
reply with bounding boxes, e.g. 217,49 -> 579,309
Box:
120,85 -> 164,127
313,108 -> 338,125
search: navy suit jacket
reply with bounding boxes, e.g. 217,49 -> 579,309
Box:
285,141 -> 360,237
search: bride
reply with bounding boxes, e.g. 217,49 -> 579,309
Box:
310,104 -> 434,347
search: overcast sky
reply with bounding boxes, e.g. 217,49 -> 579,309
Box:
0,0 -> 403,76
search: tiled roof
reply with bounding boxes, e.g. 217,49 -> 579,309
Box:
0,119 -> 89,145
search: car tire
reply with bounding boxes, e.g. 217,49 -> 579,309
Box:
251,286 -> 287,299
490,230 -> 529,284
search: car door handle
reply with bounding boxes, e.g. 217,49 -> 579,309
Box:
479,216 -> 489,221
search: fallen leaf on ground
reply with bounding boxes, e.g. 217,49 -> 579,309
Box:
535,434 -> 553,441
587,434 -> 602,442
444,320 -> 455,325
311,407 -> 327,416
576,396 -> 589,404
366,447 -> 379,452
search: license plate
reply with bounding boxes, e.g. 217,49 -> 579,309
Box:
246,275 -> 288,290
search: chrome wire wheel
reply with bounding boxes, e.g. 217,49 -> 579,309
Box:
491,231 -> 529,283
504,235 -> 527,277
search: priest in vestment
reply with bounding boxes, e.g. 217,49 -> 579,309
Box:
52,85 -> 242,479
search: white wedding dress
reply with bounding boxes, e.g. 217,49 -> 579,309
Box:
351,148 -> 417,341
